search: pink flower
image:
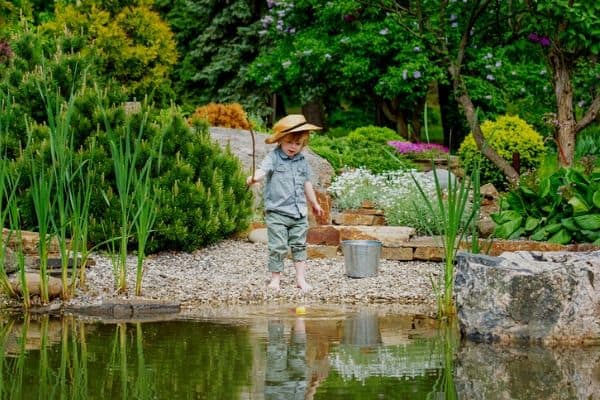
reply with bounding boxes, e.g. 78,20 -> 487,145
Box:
388,141 -> 449,155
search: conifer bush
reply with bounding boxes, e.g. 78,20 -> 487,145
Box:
190,102 -> 252,130
458,115 -> 545,188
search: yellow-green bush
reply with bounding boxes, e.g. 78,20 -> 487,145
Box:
41,3 -> 178,106
189,102 -> 251,130
458,115 -> 545,188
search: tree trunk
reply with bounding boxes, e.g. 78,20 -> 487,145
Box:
381,99 -> 409,139
438,79 -> 468,151
410,96 -> 426,142
397,111 -> 409,138
302,98 -> 326,130
449,63 -> 520,185
270,93 -> 287,126
548,49 -> 576,167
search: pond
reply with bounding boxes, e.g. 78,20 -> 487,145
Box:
1,305 -> 599,399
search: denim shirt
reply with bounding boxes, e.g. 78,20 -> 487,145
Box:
261,147 -> 312,218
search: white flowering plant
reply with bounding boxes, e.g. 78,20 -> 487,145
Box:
328,167 -> 473,235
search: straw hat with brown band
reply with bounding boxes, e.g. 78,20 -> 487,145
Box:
265,114 -> 322,144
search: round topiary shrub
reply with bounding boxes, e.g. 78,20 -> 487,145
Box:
458,115 -> 545,188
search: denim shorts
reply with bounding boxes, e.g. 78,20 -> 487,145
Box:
265,211 -> 308,272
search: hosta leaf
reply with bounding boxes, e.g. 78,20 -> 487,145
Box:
530,227 -> 548,241
581,230 -> 600,242
568,195 -> 590,215
520,185 -> 536,196
524,216 -> 539,232
593,190 -> 600,208
539,177 -> 551,198
561,217 -> 578,231
545,223 -> 562,234
574,214 -> 600,230
491,210 -> 521,225
548,229 -> 572,245
493,217 -> 523,239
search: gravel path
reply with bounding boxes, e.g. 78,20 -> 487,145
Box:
64,239 -> 439,315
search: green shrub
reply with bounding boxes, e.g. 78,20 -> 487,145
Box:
493,166 -> 600,244
10,94 -> 253,253
458,115 -> 545,188
41,2 -> 178,106
309,125 -> 414,174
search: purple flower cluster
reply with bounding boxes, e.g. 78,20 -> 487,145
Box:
0,40 -> 13,64
388,141 -> 449,155
527,32 -> 551,47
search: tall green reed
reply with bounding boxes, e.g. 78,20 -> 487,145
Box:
37,83 -> 97,300
133,162 -> 158,296
100,106 -> 157,295
8,203 -> 30,309
0,158 -> 18,298
68,145 -> 95,292
27,129 -> 53,304
42,87 -> 77,300
412,163 -> 481,318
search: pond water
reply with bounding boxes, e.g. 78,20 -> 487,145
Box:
1,306 -> 599,399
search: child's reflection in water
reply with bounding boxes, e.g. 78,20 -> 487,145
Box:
265,317 -> 331,400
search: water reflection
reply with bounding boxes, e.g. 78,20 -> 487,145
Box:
0,307 -> 598,399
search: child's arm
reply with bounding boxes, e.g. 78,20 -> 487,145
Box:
304,181 -> 324,217
246,169 -> 266,185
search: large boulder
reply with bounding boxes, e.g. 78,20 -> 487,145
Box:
209,127 -> 334,190
455,342 -> 600,399
454,250 -> 600,345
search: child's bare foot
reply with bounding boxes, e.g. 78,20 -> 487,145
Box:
267,273 -> 281,290
297,281 -> 312,292
267,280 -> 280,290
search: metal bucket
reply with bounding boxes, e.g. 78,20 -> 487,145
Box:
341,240 -> 382,278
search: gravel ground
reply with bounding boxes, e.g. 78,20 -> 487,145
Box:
61,239 -> 439,315
0,239 -> 440,316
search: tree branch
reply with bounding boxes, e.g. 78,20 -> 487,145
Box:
575,95 -> 600,133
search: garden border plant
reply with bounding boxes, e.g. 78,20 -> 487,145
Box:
412,162 -> 481,319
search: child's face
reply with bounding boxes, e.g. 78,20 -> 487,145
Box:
279,134 -> 306,157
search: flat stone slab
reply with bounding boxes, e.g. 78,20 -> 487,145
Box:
65,299 -> 181,319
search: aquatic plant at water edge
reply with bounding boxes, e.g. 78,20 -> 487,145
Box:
412,164 -> 481,318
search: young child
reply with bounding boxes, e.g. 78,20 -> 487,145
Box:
247,114 -> 324,291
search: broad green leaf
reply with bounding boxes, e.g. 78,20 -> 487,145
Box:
539,177 -> 551,198
574,214 -> 600,230
508,228 -> 523,240
594,238 -> 600,245
542,204 -> 555,213
581,230 -> 600,242
520,185 -> 535,197
493,217 -> 523,239
568,195 -> 590,215
548,229 -> 572,245
545,223 -> 562,234
491,210 -> 521,225
593,190 -> 600,208
561,217 -> 578,231
530,227 -> 548,241
524,216 -> 539,232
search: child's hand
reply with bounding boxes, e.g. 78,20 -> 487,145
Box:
312,203 -> 324,217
